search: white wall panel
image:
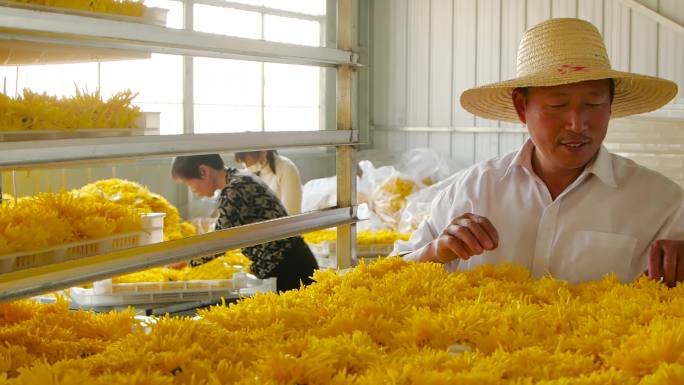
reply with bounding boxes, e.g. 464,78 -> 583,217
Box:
387,131 -> 407,152
578,0 -> 603,33
501,0 -> 527,130
408,132 -> 430,148
658,0 -> 684,92
474,133 -> 500,162
407,0 -> 430,126
451,132 -> 476,169
630,0 -> 659,76
371,0 -> 390,126
373,130 -> 389,151
604,0 -> 631,71
387,0 -> 408,126
429,132 -> 452,158
475,0 -> 501,129
552,0 -> 577,18
452,0 -> 477,127
527,0 -> 551,28
429,0 -> 453,127
500,133 -> 526,154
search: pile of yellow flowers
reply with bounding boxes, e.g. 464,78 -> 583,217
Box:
0,298 -> 137,377
7,0 -> 144,18
2,258 -> 684,384
0,191 -> 141,254
75,179 -> 196,241
0,88 -> 141,132
113,250 -> 251,283
304,229 -> 410,245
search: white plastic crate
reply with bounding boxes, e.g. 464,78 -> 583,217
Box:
310,241 -> 395,258
314,254 -> 337,270
0,212 -> 164,274
70,273 -> 277,307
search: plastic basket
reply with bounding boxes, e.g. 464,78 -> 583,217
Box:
0,212 -> 164,274
0,112 -> 160,142
310,241 -> 395,258
70,273 -> 277,307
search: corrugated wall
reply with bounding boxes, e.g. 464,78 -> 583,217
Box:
370,0 -> 684,173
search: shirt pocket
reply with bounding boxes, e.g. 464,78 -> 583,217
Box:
561,230 -> 637,283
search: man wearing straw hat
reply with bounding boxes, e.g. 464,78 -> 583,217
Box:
396,18 -> 684,287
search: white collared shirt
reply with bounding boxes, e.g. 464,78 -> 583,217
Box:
394,139 -> 684,283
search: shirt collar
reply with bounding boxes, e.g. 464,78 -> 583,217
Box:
501,139 -> 535,180
583,144 -> 617,188
501,139 -> 617,188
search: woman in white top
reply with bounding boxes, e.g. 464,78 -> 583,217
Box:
235,150 -> 303,215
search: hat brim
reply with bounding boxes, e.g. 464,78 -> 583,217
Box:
459,70 -> 679,123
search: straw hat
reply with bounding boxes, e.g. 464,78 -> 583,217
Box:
459,18 -> 678,123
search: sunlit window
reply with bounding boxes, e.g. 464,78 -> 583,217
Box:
193,2 -> 325,133
193,5 -> 261,39
101,54 -> 184,135
264,15 -> 320,47
2,0 -> 325,135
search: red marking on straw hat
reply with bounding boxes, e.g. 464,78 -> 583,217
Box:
557,64 -> 588,74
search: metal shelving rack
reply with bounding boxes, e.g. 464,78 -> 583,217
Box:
0,0 -> 359,302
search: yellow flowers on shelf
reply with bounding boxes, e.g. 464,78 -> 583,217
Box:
7,0 -> 145,18
3,259 -> 684,384
0,88 -> 141,132
0,191 -> 142,254
303,229 -> 410,245
75,178 -> 196,241
113,250 -> 251,283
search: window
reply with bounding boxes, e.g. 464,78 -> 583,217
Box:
193,1 -> 325,133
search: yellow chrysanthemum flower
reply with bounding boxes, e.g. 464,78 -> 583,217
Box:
0,88 -> 141,132
75,179 -> 195,241
0,191 -> 141,254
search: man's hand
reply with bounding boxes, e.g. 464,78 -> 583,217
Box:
648,240 -> 684,287
420,213 -> 499,263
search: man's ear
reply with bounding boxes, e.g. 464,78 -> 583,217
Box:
198,165 -> 209,179
512,89 -> 528,124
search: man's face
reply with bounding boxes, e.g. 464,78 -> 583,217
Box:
512,79 -> 612,173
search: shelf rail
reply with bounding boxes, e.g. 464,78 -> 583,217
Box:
0,207 -> 358,302
0,5 -> 356,67
0,130 -> 358,170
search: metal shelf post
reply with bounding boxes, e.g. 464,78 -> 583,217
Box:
335,0 -> 356,269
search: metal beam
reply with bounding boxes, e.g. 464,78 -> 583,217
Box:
0,207 -> 359,302
335,0 -> 356,269
0,6 -> 355,67
0,130 -> 358,169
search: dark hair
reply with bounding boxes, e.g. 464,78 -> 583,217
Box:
234,150 -> 278,174
514,78 -> 616,103
171,154 -> 224,179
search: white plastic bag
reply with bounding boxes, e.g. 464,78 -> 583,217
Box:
396,148 -> 450,186
301,176 -> 337,212
397,169 -> 467,232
